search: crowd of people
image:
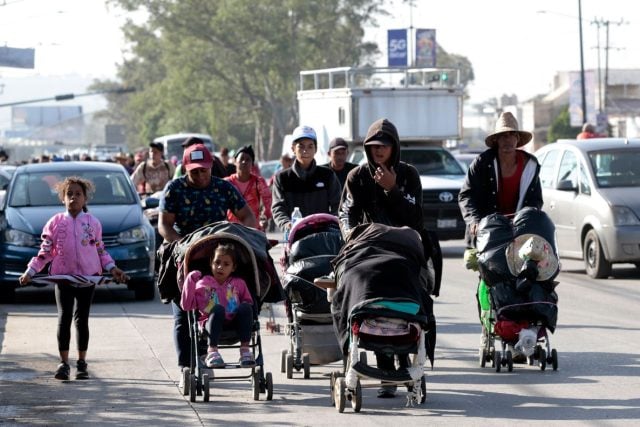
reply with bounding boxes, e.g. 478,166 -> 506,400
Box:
15,113 -> 553,402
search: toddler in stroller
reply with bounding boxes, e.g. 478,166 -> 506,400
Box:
329,223 -> 436,413
280,213 -> 344,379
474,207 -> 560,372
174,222 -> 282,402
181,242 -> 256,369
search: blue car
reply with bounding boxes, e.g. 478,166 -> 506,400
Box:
0,161 -> 156,301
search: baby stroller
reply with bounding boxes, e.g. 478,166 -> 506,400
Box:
175,222 -> 283,402
280,213 -> 344,379
329,223 -> 436,413
475,207 -> 560,373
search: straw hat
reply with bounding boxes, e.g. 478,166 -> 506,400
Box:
485,112 -> 532,148
505,234 -> 559,281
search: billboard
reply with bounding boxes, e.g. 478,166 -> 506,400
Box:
0,46 -> 35,69
415,29 -> 436,68
387,29 -> 407,67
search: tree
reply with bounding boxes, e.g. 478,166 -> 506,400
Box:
548,105 -> 582,142
98,0 -> 474,159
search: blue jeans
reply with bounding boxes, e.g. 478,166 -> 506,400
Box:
206,303 -> 253,347
171,300 -> 191,368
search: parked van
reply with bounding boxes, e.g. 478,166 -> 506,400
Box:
153,133 -> 216,160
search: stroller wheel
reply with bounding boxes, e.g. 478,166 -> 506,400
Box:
420,375 -> 427,404
265,372 -> 274,401
359,351 -> 368,365
286,354 -> 294,379
494,350 -> 501,373
551,349 -> 558,371
329,371 -> 342,406
252,370 -> 261,401
538,348 -> 547,371
189,374 -> 197,403
506,350 -> 513,372
479,347 -> 486,368
303,353 -> 311,379
202,374 -> 210,402
280,349 -> 288,373
335,378 -> 346,413
351,379 -> 362,412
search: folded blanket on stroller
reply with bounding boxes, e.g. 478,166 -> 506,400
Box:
331,223 -> 435,363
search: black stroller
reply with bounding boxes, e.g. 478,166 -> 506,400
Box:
174,222 -> 283,401
476,207 -> 560,372
280,213 -> 344,379
329,223 -> 436,412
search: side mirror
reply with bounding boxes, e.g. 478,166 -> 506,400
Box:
141,197 -> 160,209
556,179 -> 577,192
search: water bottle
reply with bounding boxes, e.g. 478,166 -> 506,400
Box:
291,207 -> 303,227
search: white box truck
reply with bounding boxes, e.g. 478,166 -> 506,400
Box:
296,67 -> 466,240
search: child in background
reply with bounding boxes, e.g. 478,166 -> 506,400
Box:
19,177 -> 129,381
180,243 -> 255,368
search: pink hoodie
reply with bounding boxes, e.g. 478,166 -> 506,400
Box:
180,270 -> 253,324
27,211 -> 116,276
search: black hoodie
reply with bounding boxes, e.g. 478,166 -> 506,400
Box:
338,118 -> 424,237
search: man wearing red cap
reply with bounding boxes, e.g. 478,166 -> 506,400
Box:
159,143 -> 257,375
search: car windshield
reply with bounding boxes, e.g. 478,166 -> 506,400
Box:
401,149 -> 465,175
9,171 -> 136,207
589,149 -> 640,188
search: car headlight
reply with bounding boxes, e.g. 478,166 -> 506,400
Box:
5,229 -> 38,247
117,226 -> 148,244
612,206 -> 640,226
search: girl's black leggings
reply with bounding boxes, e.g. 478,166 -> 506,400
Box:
55,284 -> 96,352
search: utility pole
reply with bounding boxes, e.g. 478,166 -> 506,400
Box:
591,18 -> 603,113
603,19 -> 626,115
578,0 -> 587,125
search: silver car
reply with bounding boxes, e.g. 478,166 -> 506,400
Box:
535,138 -> 640,278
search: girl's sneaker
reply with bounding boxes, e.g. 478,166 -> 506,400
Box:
76,360 -> 89,380
205,351 -> 225,368
239,349 -> 255,368
54,362 -> 70,380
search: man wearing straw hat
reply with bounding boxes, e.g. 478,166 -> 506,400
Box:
458,112 -> 543,360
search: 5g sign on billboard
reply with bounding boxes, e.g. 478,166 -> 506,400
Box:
388,29 -> 407,67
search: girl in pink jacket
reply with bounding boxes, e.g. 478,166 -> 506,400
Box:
19,177 -> 128,381
181,243 -> 255,368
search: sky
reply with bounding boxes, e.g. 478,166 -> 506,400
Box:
0,0 -> 639,104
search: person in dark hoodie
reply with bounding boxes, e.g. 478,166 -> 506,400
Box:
338,117 -> 440,399
271,125 -> 341,231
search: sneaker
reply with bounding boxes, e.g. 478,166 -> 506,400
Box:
205,351 -> 225,368
75,360 -> 89,380
377,384 -> 397,398
54,362 -> 70,381
239,349 -> 255,368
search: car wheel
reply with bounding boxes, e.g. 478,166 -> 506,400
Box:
583,230 -> 612,279
133,279 -> 156,301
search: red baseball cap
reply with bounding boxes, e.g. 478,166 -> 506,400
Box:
182,144 -> 213,171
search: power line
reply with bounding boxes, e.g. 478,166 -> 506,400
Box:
0,87 -> 135,108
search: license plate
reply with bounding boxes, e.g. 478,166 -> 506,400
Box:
437,219 -> 457,228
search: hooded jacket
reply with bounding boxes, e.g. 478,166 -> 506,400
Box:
338,118 -> 423,237
27,211 -> 116,276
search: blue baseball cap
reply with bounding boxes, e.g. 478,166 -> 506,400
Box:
292,125 -> 317,143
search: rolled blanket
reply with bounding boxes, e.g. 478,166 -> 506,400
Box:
28,275 -> 113,288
